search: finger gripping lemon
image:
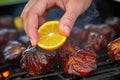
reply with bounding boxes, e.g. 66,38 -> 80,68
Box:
37,21 -> 67,50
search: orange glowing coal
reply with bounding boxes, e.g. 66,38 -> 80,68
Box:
1,70 -> 10,78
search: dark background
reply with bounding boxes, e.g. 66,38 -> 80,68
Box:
0,3 -> 26,17
0,0 -> 120,22
97,0 -> 120,20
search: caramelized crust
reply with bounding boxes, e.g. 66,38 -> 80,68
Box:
4,41 -> 25,61
20,47 -> 58,75
57,39 -> 96,77
108,38 -> 120,61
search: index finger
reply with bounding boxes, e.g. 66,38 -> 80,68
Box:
25,0 -> 47,46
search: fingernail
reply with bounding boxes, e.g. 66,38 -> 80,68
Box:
30,39 -> 36,46
63,25 -> 71,36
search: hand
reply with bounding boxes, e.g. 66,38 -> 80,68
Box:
21,0 -> 92,46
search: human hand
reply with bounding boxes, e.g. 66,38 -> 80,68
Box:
21,0 -> 92,46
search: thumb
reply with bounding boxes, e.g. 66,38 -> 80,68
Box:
59,8 -> 79,37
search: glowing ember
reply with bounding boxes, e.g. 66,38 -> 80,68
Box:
2,71 -> 10,78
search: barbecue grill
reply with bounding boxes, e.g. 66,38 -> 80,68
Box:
1,1 -> 120,80
0,48 -> 120,80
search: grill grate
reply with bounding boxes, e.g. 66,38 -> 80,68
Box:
0,51 -> 120,80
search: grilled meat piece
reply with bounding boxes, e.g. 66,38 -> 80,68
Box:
7,29 -> 17,41
82,24 -> 114,52
105,17 -> 120,33
0,29 -> 17,49
0,29 -> 8,49
3,41 -> 25,61
70,27 -> 88,42
108,38 -> 120,61
0,16 -> 13,29
85,24 -> 114,41
18,35 -> 30,47
20,47 -> 58,75
57,39 -> 96,77
58,39 -> 80,57
82,31 -> 108,52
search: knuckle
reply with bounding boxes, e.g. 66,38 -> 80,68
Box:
27,10 -> 33,16
66,15 -> 74,22
66,15 -> 75,25
27,8 -> 36,17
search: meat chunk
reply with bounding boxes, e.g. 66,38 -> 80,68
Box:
57,39 -> 96,77
70,27 -> 88,42
0,29 -> 17,49
105,17 -> 120,33
82,24 -> 114,52
108,38 -> 120,61
3,41 -> 25,61
0,16 -> 13,28
20,47 -> 58,75
58,39 -> 80,57
18,35 -> 30,47
0,29 -> 8,49
82,31 -> 108,52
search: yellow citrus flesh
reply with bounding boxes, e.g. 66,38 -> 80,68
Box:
37,21 -> 67,50
13,17 -> 23,30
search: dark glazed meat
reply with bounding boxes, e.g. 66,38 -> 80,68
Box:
20,47 -> 58,75
57,39 -> 96,77
82,31 -> 108,52
0,29 -> 17,49
108,38 -> 120,61
18,35 -> 30,47
3,41 -> 25,61
105,17 -> 120,33
0,29 -> 8,49
70,27 -> 88,42
58,39 -> 79,57
82,24 -> 114,52
0,16 -> 13,28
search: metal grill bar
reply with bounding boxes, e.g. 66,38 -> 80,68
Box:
1,53 -> 120,80
6,72 -> 27,80
22,72 -> 63,80
84,69 -> 120,80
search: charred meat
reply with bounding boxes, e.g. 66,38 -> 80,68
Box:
105,17 -> 120,33
3,41 -> 25,61
108,38 -> 120,61
83,24 -> 114,52
20,47 -> 58,75
57,39 -> 96,77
